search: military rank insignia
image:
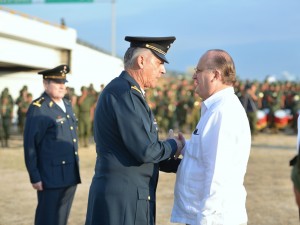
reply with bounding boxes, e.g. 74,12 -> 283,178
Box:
33,97 -> 45,107
131,85 -> 142,94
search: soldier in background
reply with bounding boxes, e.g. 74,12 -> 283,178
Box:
88,84 -> 98,138
65,87 -> 79,117
242,82 -> 259,136
71,93 -> 79,119
0,94 -> 13,148
15,87 -> 29,134
1,88 -> 14,107
234,80 -> 246,102
77,86 -> 95,147
266,83 -> 283,132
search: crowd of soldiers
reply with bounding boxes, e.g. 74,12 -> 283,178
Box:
0,86 -> 33,147
65,84 -> 105,148
1,76 -> 300,148
146,77 -> 300,136
235,79 -> 300,135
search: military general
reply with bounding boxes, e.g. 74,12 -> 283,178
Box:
85,36 -> 184,225
23,65 -> 81,225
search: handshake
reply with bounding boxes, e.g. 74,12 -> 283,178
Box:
167,129 -> 185,159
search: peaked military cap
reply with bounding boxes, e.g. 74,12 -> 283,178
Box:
38,64 -> 70,82
125,36 -> 176,63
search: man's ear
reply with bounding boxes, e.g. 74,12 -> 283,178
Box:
137,55 -> 145,69
213,69 -> 221,81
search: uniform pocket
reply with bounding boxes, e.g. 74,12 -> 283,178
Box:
135,187 -> 154,225
52,156 -> 75,182
55,117 -> 67,140
186,134 -> 201,159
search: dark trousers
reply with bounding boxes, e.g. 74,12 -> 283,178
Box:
35,185 -> 77,225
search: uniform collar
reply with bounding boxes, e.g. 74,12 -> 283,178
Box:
120,71 -> 141,88
120,70 -> 145,95
42,92 -> 70,108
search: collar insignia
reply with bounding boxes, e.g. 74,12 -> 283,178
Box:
131,85 -> 142,94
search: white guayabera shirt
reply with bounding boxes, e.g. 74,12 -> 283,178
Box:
171,87 -> 251,225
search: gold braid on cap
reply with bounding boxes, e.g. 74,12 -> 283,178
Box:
145,44 -> 166,55
44,74 -> 66,79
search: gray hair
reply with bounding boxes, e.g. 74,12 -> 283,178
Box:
124,47 -> 151,69
206,49 -> 236,85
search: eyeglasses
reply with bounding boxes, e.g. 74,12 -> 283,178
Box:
194,67 -> 202,74
194,67 -> 213,74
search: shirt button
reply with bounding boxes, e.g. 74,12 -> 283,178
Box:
148,196 -> 151,200
73,139 -> 77,142
67,115 -> 70,118
61,121 -> 64,124
62,161 -> 65,164
75,151 -> 78,155
70,126 -> 73,130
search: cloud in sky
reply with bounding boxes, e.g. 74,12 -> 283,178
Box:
4,0 -> 300,81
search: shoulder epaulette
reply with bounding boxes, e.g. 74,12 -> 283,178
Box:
32,97 -> 45,108
131,85 -> 142,94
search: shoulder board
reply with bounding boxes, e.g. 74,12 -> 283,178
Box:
131,85 -> 142,94
32,97 -> 45,108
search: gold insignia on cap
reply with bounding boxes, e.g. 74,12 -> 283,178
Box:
60,66 -> 67,75
44,75 -> 65,79
145,44 -> 166,55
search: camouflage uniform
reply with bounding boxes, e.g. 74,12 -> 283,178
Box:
15,88 -> 29,134
78,86 -> 95,147
0,94 -> 13,147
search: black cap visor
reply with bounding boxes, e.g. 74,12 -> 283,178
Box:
151,50 -> 169,63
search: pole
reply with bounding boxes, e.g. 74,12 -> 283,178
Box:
111,0 -> 116,57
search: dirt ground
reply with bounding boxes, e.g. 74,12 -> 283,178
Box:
0,132 -> 299,225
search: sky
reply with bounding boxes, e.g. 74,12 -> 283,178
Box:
3,0 -> 300,81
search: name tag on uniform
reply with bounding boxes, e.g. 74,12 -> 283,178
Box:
56,117 -> 66,123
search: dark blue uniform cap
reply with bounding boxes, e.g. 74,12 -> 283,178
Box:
125,36 -> 176,63
38,64 -> 70,83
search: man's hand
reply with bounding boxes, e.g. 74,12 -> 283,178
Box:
168,129 -> 185,159
32,181 -> 43,191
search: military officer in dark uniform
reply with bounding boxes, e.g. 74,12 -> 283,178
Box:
85,36 -> 184,225
23,65 -> 81,225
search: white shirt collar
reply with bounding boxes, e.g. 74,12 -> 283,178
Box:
202,87 -> 234,111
